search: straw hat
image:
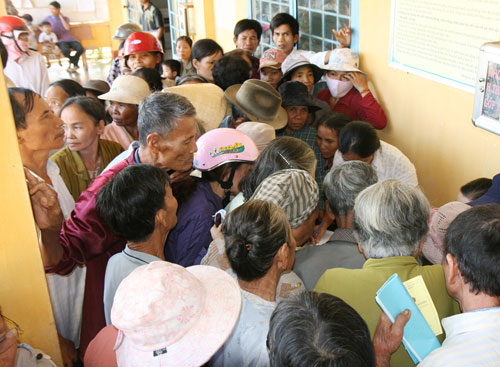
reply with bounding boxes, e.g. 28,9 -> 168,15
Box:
166,83 -> 228,131
112,261 -> 241,367
225,79 -> 288,130
98,75 -> 150,105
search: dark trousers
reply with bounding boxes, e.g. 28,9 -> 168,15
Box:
57,41 -> 84,66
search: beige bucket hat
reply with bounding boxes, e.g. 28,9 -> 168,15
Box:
166,83 -> 228,131
225,79 -> 288,130
98,75 -> 150,105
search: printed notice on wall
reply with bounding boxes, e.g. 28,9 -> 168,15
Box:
389,0 -> 500,93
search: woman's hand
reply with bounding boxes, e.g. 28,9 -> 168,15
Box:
344,72 -> 370,96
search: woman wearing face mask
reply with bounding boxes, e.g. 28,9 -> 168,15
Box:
0,15 -> 50,95
317,48 -> 387,130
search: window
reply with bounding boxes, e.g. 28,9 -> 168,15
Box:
250,0 -> 358,56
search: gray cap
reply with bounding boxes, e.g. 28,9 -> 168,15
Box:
251,169 -> 319,228
113,23 -> 142,40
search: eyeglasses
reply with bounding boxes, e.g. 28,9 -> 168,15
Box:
0,315 -> 22,355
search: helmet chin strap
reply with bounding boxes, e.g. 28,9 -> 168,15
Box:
206,165 -> 238,207
1,33 -> 28,59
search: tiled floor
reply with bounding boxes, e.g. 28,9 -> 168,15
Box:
46,49 -> 113,84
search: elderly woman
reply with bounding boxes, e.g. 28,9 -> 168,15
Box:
314,180 -> 460,367
50,96 -> 123,201
98,75 -> 150,150
211,200 -> 296,367
97,164 -> 178,324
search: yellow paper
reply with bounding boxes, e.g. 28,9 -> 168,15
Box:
403,276 -> 443,336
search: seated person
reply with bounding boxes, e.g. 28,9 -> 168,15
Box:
0,307 -> 57,366
50,96 -> 123,201
45,79 -> 86,116
333,121 -> 418,186
294,161 -> 377,290
267,292 -> 375,367
223,79 -> 288,129
464,174 -> 500,206
457,177 -> 492,203
165,128 -> 258,267
422,201 -> 470,265
315,179 -> 460,367
191,38 -> 223,83
212,53 -> 251,91
317,48 -> 387,129
107,22 -> 142,86
86,261 -> 241,367
131,67 -> 163,91
259,48 -> 286,89
99,164 -> 178,324
211,200 -> 296,367
375,204 -> 500,367
38,21 -> 62,68
98,75 -> 151,150
44,2 -> 85,71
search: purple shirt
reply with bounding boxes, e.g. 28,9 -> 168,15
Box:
43,15 -> 77,42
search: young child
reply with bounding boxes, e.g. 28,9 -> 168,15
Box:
38,21 -> 62,67
162,59 -> 181,81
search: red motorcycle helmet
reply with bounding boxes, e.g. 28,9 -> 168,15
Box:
123,32 -> 163,56
0,15 -> 28,34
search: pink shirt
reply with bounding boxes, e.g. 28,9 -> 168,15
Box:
101,122 -> 135,150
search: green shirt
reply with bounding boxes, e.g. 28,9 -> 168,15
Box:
314,256 -> 461,367
50,139 -> 123,201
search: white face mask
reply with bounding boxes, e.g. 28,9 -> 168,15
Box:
325,76 -> 353,98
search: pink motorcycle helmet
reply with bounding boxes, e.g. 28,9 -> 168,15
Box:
194,128 -> 259,171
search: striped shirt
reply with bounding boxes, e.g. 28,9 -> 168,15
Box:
419,307 -> 500,366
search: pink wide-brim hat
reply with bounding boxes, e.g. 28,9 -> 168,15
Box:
112,261 -> 242,367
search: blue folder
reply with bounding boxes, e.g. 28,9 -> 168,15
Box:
375,273 -> 441,364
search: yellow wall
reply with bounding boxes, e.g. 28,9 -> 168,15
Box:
0,2 -> 63,364
107,0 -> 129,50
359,2 -> 500,206
212,0 -> 247,52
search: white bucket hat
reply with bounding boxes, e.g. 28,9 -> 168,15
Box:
236,121 -> 276,153
98,75 -> 151,104
111,261 -> 242,367
322,48 -> 364,73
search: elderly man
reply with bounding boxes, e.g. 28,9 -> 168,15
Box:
98,164 -> 178,325
332,121 -> 418,186
314,180 -> 460,367
36,92 -> 197,354
267,291 -> 375,367
374,204 -> 500,367
294,161 -> 377,290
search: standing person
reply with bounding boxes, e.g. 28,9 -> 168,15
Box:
139,0 -> 164,51
0,16 -> 49,95
50,96 -> 123,201
191,38 -> 223,83
233,19 -> 262,78
175,35 -> 194,76
43,1 -> 85,71
107,23 -> 142,86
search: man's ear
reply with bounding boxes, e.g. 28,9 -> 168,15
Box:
146,133 -> 162,154
233,36 -> 237,46
293,33 -> 299,46
444,253 -> 461,286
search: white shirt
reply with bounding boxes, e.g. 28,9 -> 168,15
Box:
210,290 -> 275,367
31,161 -> 86,347
38,31 -> 58,44
419,307 -> 500,366
333,140 -> 418,186
4,51 -> 50,96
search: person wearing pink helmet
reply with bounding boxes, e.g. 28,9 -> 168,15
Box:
165,128 -> 259,267
0,15 -> 50,95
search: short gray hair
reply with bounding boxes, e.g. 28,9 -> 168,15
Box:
138,92 -> 196,146
323,161 -> 378,217
354,180 -> 430,258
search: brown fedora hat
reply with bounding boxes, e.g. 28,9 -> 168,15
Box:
225,79 -> 288,130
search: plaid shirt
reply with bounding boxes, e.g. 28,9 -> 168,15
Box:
277,126 -> 328,209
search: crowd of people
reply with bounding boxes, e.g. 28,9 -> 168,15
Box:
1,7 -> 500,367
